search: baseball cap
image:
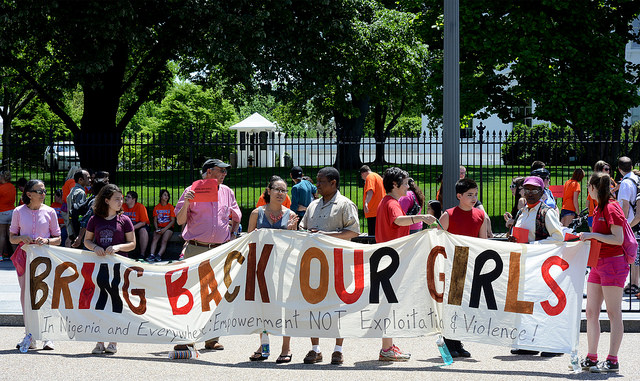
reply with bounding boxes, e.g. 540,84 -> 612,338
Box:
523,176 -> 544,189
202,159 -> 231,174
290,166 -> 303,179
530,168 -> 550,180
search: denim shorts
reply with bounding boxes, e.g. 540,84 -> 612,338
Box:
588,256 -> 629,288
559,209 -> 577,220
0,210 -> 13,225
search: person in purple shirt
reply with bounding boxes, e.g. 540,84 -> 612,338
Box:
173,158 -> 241,352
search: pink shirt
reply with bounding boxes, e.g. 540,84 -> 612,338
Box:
10,204 -> 61,239
175,183 -> 241,243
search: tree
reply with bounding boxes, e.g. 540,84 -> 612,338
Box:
0,68 -> 36,166
0,1 -> 264,174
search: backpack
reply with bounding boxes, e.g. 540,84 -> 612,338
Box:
604,202 -> 638,264
406,193 -> 421,216
620,176 -> 640,232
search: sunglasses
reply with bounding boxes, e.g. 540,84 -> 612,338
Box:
509,184 -> 517,189
29,189 -> 47,195
603,167 -> 610,171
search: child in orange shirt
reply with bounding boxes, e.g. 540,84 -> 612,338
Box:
149,189 -> 175,262
560,168 -> 585,226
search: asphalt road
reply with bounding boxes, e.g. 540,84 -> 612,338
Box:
1,327 -> 638,380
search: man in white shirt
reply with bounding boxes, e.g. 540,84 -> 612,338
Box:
617,156 -> 640,295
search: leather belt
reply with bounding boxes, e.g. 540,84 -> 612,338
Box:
187,240 -> 222,248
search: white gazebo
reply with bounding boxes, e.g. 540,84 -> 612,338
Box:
230,113 -> 285,168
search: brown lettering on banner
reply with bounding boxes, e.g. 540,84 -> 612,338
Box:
30,257 -> 52,310
199,260 -> 223,310
123,266 -> 147,315
300,247 -> 329,304
504,252 -> 533,314
427,246 -> 447,303
244,243 -> 273,302
52,262 -> 79,309
447,246 -> 469,306
224,250 -> 245,302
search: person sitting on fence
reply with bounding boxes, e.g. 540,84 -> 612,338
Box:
561,168 -> 585,226
123,190 -> 150,258
148,189 -> 176,262
246,175 -> 298,363
289,166 -> 316,225
504,177 -> 526,230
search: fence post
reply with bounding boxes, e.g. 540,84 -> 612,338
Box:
48,124 -> 55,191
623,120 -> 631,156
188,124 -> 194,184
477,122 -> 486,201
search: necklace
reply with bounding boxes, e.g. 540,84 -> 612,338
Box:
268,209 -> 284,223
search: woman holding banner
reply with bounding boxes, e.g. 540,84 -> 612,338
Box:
578,172 -> 628,373
246,176 -> 298,363
9,179 -> 61,351
375,168 -> 436,361
84,184 -> 135,355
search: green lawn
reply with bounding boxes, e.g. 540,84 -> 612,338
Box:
9,164 -> 593,235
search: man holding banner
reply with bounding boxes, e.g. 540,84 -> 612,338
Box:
173,158 -> 242,351
300,166 -> 359,365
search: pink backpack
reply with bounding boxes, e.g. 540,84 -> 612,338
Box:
621,218 -> 638,264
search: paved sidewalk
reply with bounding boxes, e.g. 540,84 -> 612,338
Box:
1,327 -> 639,380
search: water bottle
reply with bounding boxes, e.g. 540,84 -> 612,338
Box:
569,352 -> 581,373
261,330 -> 270,357
436,335 -> 453,365
168,350 -> 192,359
19,333 -> 32,353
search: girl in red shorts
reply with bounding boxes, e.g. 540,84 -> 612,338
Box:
579,172 -> 628,373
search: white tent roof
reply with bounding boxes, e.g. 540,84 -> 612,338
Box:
230,112 -> 277,132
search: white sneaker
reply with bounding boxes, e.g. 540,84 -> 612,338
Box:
379,344 -> 411,361
42,340 -> 54,350
92,342 -> 105,354
105,343 -> 118,354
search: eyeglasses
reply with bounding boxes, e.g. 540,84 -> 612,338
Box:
523,189 -> 542,194
270,188 -> 287,194
214,167 -> 227,174
509,184 -> 517,189
29,189 -> 47,195
603,167 -> 610,171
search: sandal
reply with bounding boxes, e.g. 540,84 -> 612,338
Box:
624,284 -> 639,295
249,351 -> 268,361
276,353 -> 293,364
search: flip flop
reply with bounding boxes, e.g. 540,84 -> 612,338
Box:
249,351 -> 268,361
276,354 -> 292,364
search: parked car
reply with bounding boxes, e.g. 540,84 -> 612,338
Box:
43,141 -> 80,171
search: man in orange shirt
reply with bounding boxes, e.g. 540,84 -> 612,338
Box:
123,190 -> 150,258
360,165 -> 384,236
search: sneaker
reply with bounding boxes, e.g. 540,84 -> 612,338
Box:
303,350 -> 323,364
42,340 -> 54,350
92,343 -> 105,354
590,359 -> 619,373
178,253 -> 184,261
580,357 -> 598,371
379,345 -> 410,361
154,255 -> 162,262
623,283 -> 639,295
147,254 -> 156,262
105,343 -> 117,354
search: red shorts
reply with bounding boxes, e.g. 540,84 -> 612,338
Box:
588,256 -> 629,288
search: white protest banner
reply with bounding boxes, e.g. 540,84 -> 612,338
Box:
21,229 -> 588,353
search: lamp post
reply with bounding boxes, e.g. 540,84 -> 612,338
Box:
442,0 -> 460,209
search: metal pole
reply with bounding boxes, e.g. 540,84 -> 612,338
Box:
443,0 -> 460,209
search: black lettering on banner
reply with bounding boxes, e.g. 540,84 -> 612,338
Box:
95,263 -> 123,313
369,247 -> 399,303
469,250 -> 502,310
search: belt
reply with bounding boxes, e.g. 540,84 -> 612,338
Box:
186,240 -> 222,248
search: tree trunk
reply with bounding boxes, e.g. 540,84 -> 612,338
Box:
373,104 -> 387,165
333,97 -> 369,170
1,116 -> 12,168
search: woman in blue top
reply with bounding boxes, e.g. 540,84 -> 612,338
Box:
247,176 -> 298,363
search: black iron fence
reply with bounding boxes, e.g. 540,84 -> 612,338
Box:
3,123 -> 640,311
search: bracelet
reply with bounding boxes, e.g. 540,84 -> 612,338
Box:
46,238 -> 49,245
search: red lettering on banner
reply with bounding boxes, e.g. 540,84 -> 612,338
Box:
333,248 -> 364,304
165,267 -> 193,315
540,256 -> 569,316
79,262 -> 96,309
